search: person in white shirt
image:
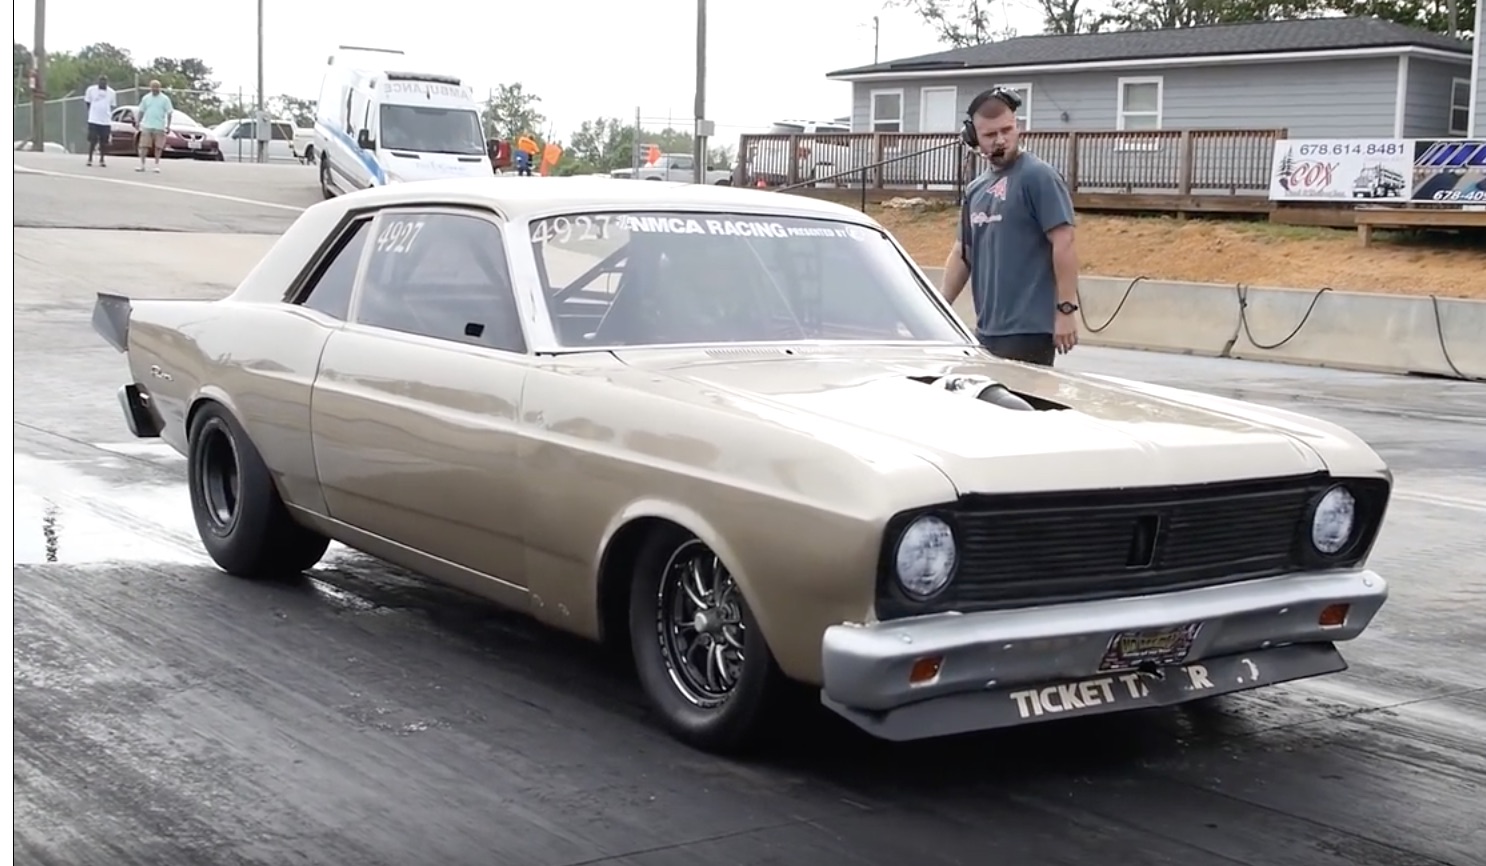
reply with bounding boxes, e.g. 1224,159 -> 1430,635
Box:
84,74 -> 117,167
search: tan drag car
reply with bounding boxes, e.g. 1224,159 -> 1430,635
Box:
92,177 -> 1393,753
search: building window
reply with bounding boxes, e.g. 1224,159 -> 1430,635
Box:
1450,77 -> 1470,136
991,82 -> 1032,129
869,89 -> 903,133
1117,76 -> 1163,131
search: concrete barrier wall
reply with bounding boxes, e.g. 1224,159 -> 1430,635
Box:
919,266 -> 1485,381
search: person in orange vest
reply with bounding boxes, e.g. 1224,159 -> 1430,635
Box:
515,133 -> 539,176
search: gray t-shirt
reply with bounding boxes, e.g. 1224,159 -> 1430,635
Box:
958,151 -> 1076,338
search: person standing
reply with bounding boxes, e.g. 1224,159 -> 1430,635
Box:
939,88 -> 1082,366
135,80 -> 174,173
83,74 -> 117,167
515,132 -> 539,177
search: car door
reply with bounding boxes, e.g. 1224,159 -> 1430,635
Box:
309,205 -> 532,589
109,107 -> 137,152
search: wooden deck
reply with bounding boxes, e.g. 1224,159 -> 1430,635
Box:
737,128 -> 1283,217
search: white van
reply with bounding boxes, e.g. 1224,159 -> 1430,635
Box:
313,45 -> 491,198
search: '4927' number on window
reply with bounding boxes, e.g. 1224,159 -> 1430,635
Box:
375,218 -> 425,255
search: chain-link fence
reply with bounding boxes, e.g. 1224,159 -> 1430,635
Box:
15,87 -> 144,152
13,88 -> 263,154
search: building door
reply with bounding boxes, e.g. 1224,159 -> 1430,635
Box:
919,86 -> 959,132
919,86 -> 960,191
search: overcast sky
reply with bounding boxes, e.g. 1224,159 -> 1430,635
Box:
14,0 -> 1053,138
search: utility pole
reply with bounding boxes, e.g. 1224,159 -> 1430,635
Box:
30,0 -> 46,152
692,0 -> 707,184
873,15 -> 880,64
255,0 -> 267,163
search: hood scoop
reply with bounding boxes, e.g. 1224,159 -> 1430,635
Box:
911,374 -> 1067,412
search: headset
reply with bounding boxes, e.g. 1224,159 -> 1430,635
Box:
961,87 -> 1024,149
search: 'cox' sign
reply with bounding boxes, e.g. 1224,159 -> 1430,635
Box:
1282,160 -> 1338,191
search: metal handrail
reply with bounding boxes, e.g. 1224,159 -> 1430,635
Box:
774,139 -> 965,192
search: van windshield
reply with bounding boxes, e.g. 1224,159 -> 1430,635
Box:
378,105 -> 485,155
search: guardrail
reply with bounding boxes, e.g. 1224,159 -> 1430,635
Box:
738,128 -> 1285,209
924,267 -> 1485,382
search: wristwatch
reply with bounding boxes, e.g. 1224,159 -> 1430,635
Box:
1056,301 -> 1079,315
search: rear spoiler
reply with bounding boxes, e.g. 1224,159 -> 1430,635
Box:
92,292 -> 132,353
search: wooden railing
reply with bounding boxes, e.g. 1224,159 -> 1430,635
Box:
736,128 -> 1287,207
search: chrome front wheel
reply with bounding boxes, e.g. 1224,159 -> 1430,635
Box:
628,526 -> 787,753
656,540 -> 746,708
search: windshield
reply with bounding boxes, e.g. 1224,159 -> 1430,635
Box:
378,104 -> 485,154
529,211 -> 968,348
172,110 -> 200,128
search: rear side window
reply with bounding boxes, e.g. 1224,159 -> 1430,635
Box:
297,219 -> 370,319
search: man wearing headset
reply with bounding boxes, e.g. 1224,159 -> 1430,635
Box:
939,88 -> 1081,366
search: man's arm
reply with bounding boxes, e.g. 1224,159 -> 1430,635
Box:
940,194 -> 974,304
1029,166 -> 1079,307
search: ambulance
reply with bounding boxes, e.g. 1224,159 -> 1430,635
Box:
313,45 -> 491,198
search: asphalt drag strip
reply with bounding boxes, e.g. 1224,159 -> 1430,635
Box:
12,155 -> 1486,866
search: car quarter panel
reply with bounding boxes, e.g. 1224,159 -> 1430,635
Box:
516,357 -> 960,684
125,301 -> 337,514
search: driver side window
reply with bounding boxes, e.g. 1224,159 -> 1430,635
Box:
354,210 -> 526,353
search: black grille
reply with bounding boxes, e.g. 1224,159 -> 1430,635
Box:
875,472 -> 1380,619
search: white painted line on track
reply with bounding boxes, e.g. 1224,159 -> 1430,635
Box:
1393,489 -> 1486,514
14,165 -> 308,212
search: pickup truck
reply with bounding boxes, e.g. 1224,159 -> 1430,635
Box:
611,152 -> 733,185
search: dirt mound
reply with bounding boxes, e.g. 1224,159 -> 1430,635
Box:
874,205 -> 1486,299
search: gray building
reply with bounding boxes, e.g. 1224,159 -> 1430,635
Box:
826,17 -> 1477,142
1472,1 -> 1484,136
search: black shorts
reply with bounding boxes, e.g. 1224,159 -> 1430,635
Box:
979,333 -> 1056,366
87,122 -> 111,145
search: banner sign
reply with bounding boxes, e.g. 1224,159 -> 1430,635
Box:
1408,139 -> 1486,205
1268,139 -> 1411,202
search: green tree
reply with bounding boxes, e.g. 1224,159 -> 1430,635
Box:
888,0 -> 1018,45
273,95 -> 317,127
482,82 -> 546,140
142,56 -> 223,122
1325,0 -> 1475,37
15,43 -> 35,102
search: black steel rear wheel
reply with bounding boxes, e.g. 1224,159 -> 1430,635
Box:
186,402 -> 330,579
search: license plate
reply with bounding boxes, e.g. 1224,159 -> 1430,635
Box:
188,139 -> 202,149
1098,622 -> 1203,672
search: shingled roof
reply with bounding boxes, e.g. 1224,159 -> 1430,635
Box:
826,16 -> 1473,78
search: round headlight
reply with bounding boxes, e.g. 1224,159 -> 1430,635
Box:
894,515 -> 957,599
1311,485 -> 1357,555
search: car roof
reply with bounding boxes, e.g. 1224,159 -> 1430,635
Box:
322,175 -> 883,224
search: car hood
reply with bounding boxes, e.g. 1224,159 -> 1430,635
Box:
611,346 -> 1358,495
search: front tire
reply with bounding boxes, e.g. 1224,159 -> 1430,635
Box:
319,156 -> 335,199
187,403 -> 330,578
628,526 -> 787,753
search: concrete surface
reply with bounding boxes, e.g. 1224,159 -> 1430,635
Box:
11,154 -> 1486,866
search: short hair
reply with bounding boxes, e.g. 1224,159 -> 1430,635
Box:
969,89 -> 1019,120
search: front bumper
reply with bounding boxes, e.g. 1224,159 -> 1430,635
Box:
820,569 -> 1386,741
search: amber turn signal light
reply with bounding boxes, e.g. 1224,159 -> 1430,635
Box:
1318,604 -> 1350,628
909,655 -> 943,686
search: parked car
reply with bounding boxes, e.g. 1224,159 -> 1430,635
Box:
746,119 -> 856,187
106,106 -> 223,160
291,126 -> 316,163
90,177 -> 1393,754
610,152 -> 732,184
210,117 -> 298,162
